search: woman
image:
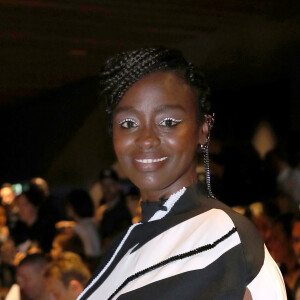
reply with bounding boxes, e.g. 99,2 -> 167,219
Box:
10,189 -> 55,253
78,48 -> 286,299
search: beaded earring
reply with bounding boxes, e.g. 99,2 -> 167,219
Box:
201,114 -> 215,199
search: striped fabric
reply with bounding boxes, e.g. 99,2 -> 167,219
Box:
78,183 -> 286,300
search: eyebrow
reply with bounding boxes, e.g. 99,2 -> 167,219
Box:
113,105 -> 136,115
154,104 -> 185,113
114,104 -> 185,115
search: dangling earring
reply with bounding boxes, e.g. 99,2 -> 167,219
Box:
200,114 -> 216,199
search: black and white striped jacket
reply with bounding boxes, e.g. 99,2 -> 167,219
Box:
78,183 -> 286,300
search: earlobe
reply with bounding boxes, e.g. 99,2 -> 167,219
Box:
69,280 -> 83,294
198,113 -> 215,146
198,119 -> 209,146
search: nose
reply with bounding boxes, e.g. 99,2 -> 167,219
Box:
136,125 -> 160,149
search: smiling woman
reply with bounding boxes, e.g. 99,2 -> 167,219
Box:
113,71 -> 206,200
78,47 -> 286,300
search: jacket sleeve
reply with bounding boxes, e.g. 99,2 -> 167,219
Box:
246,245 -> 287,299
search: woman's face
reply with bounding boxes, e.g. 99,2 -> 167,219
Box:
113,71 -> 207,201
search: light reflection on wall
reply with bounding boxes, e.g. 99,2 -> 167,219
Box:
252,121 -> 277,159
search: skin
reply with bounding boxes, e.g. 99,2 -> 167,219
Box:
0,187 -> 15,206
45,277 -> 83,300
51,240 -> 63,260
17,194 -> 38,226
113,71 -> 208,202
100,177 -> 121,203
111,69 -> 257,300
17,263 -> 49,300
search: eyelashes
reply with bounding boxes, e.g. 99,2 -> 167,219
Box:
118,117 -> 182,129
159,118 -> 182,127
119,118 -> 138,129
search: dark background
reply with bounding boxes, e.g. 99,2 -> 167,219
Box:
1,0 -> 299,191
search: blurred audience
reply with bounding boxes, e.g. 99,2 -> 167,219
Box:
29,177 -> 65,222
268,213 -> 300,293
264,147 -> 300,213
5,253 -> 50,300
94,169 -> 132,251
0,205 -> 9,244
0,184 -> 18,232
1,138 -> 299,298
0,184 -> 15,207
65,189 -> 101,267
10,189 -> 55,253
50,232 -> 84,261
44,252 -> 91,300
248,201 -> 280,246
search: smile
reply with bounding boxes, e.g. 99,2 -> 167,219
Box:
135,157 -> 168,164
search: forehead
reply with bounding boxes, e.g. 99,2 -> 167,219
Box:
0,187 -> 13,196
18,263 -> 38,277
46,276 -> 66,291
115,71 -> 198,112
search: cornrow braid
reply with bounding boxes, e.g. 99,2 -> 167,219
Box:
98,47 -> 211,128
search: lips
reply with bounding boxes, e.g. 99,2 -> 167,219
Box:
135,157 -> 167,164
132,155 -> 168,171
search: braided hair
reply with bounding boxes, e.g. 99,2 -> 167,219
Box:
99,47 -> 211,127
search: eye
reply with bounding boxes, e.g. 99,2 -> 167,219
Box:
119,118 -> 138,129
159,118 -> 182,127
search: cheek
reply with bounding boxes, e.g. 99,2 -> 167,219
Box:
165,129 -> 199,153
113,132 -> 133,158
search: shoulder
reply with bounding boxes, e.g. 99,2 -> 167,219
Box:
198,196 -> 265,285
201,199 -> 287,298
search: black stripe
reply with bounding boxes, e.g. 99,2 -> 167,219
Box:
108,227 -> 238,300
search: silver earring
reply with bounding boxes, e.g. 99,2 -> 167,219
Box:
201,113 -> 216,199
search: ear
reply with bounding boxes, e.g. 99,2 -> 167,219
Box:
68,280 -> 83,294
198,118 -> 209,146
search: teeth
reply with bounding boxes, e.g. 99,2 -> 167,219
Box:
136,157 -> 167,163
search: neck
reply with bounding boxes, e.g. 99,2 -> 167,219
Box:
140,176 -> 197,202
32,291 -> 49,300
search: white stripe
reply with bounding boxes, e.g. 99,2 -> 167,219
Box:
148,187 -> 186,222
88,209 -> 240,300
247,245 -> 287,299
77,187 -> 186,300
76,222 -> 141,300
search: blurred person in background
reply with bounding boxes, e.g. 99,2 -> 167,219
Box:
0,184 -> 15,207
268,213 -> 300,294
65,189 -> 101,269
50,232 -> 84,261
0,205 -> 12,287
1,189 -> 55,289
94,169 -> 132,251
5,253 -> 50,300
293,217 -> 300,264
264,147 -> 300,213
248,200 -> 280,247
10,189 -> 56,253
0,205 -> 9,243
29,177 -> 65,222
0,184 -> 18,231
44,252 -> 91,300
